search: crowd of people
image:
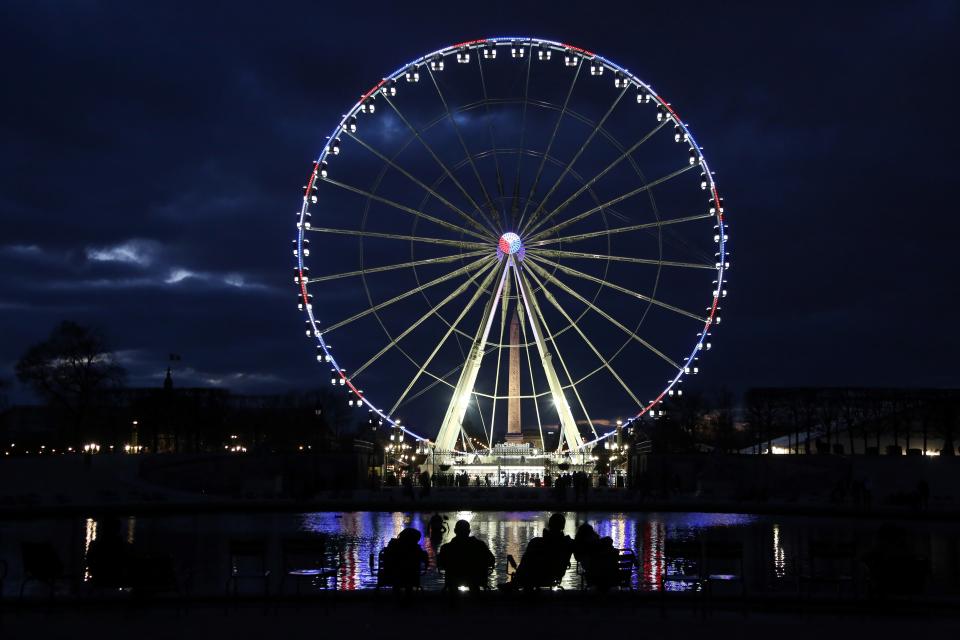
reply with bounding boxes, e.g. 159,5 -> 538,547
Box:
378,512 -> 623,592
377,469 -> 618,504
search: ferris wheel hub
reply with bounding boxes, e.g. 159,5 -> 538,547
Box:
498,232 -> 523,255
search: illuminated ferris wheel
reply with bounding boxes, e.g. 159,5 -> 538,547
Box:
293,37 -> 729,455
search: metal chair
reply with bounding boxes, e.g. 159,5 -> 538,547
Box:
505,553 -> 568,590
375,547 -> 427,591
660,539 -> 705,615
800,540 -> 858,597
19,541 -> 69,600
279,537 -> 336,594
661,539 -> 705,592
576,548 -> 636,591
703,541 -> 746,613
437,561 -> 494,592
617,548 -> 640,589
129,552 -> 181,598
225,539 -> 270,596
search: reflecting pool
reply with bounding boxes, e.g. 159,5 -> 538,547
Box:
3,510 -> 959,596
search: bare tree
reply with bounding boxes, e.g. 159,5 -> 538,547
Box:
816,395 -> 841,453
934,398 -> 958,456
745,389 -> 780,454
709,388 -> 737,453
837,389 -> 864,455
15,321 -> 126,446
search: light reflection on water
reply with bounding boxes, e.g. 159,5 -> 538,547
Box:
83,517 -> 97,582
300,511 -> 758,591
7,510 -> 958,597
773,523 -> 786,579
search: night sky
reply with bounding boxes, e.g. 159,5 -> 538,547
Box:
2,0 -> 957,410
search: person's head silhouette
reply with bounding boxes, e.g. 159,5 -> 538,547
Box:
454,520 -> 470,537
397,527 -> 422,545
548,513 -> 566,533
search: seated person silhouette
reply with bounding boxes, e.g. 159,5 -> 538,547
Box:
87,516 -> 133,589
381,527 -> 429,590
574,523 -> 620,591
506,513 -> 573,589
437,520 -> 495,591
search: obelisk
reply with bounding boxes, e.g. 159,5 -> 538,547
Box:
506,308 -> 524,444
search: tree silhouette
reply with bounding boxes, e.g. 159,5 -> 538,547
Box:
15,321 -> 126,445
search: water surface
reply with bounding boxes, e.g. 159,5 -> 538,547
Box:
3,510 -> 958,595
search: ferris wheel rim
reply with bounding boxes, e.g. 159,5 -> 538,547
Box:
295,36 -> 729,451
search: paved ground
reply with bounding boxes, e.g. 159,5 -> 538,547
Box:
4,592 -> 960,640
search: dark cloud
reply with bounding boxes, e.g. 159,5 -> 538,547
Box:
0,0 -> 957,413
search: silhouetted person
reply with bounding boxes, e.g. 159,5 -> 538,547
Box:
419,470 -> 431,497
506,513 -> 573,589
553,475 -> 566,502
574,522 -> 599,561
573,523 -> 619,591
87,516 -> 132,589
381,527 -> 428,590
402,473 -> 416,500
437,520 -> 495,591
428,513 -> 447,547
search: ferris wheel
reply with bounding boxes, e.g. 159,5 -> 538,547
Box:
294,37 -> 729,455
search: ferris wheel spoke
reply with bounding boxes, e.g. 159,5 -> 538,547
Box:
395,340 -> 542,412
523,119 -> 669,238
511,269 -> 546,451
529,254 -> 708,323
389,262 -> 505,415
525,258 -> 683,371
321,176 -> 491,242
425,66 -> 501,233
342,131 -> 495,239
523,265 -> 644,409
529,248 -> 714,271
353,259 -> 499,382
397,361 -> 462,408
526,212 -> 713,248
518,269 -> 598,439
380,94 -> 496,236
521,85 -> 630,236
307,226 -> 489,250
475,54 -> 506,204
508,42 -> 534,230
516,60 -> 584,231
306,249 -> 489,284
513,260 -> 584,451
527,163 -> 700,242
320,255 -> 492,335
